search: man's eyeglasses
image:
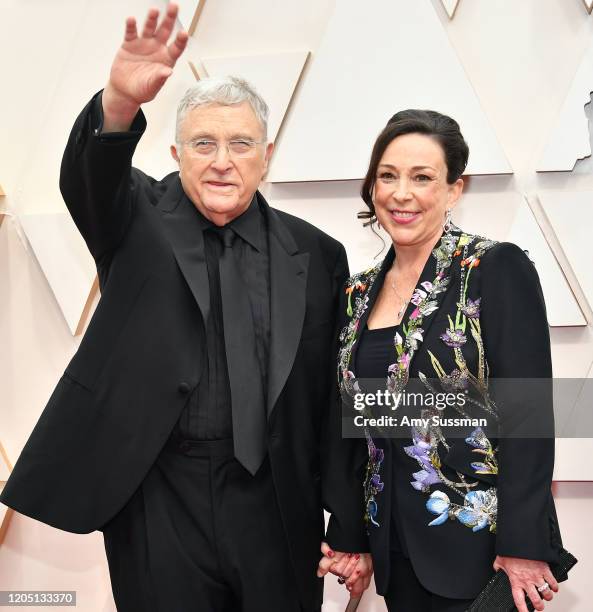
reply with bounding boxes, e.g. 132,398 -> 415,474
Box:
181,138 -> 265,159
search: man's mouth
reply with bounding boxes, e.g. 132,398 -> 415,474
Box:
206,181 -> 235,188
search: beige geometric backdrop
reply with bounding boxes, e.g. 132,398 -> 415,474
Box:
1,0 -> 593,610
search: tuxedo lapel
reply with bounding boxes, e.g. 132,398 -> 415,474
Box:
157,182 -> 311,418
158,176 -> 210,324
263,198 -> 309,417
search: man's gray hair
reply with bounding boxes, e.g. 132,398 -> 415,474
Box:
175,76 -> 269,143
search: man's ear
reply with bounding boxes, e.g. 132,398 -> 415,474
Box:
262,141 -> 274,177
170,144 -> 180,164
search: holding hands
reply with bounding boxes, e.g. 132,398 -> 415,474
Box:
318,542 -> 373,599
318,548 -> 559,608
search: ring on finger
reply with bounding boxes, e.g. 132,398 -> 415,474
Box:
337,576 -> 346,585
537,581 -> 550,593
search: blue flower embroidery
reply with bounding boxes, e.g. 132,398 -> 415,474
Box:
465,427 -> 498,475
426,488 -> 497,532
364,438 -> 385,527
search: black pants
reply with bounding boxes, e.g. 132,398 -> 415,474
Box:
384,550 -> 473,612
103,437 -> 308,612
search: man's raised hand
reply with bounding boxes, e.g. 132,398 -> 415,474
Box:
102,3 -> 189,132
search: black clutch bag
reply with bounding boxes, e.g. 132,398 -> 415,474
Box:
466,547 -> 577,611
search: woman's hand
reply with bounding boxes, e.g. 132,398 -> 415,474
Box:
102,3 -> 189,132
317,542 -> 374,598
344,553 -> 373,598
493,555 -> 559,612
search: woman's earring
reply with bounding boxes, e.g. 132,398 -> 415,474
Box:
376,217 -> 382,230
443,208 -> 452,233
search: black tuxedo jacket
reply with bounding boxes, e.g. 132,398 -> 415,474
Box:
0,93 -> 368,609
337,229 -> 563,599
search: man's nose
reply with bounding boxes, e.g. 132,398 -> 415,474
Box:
210,144 -> 233,171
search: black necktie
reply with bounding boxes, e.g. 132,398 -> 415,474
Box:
218,227 -> 267,475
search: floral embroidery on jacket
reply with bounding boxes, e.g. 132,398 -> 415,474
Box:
363,433 -> 385,527
338,228 -> 502,533
426,487 -> 497,532
418,234 -> 499,532
338,265 -> 381,526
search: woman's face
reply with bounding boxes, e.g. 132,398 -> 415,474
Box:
373,132 -> 463,250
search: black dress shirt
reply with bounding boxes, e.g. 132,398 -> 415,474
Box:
175,195 -> 271,440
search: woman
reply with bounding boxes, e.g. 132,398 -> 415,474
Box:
322,110 -> 563,611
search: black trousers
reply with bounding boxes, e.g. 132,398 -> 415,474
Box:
103,437 -> 310,612
384,550 -> 473,612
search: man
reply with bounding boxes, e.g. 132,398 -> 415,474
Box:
0,4 -> 371,611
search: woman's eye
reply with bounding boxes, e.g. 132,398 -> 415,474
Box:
378,172 -> 396,181
415,174 -> 432,182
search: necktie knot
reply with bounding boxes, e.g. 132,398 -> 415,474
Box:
221,227 -> 235,249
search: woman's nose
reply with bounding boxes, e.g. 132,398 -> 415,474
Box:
393,179 -> 412,201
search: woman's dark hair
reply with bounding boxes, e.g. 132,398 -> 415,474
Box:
359,109 -> 469,224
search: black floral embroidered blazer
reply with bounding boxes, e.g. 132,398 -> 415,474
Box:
337,227 -> 563,599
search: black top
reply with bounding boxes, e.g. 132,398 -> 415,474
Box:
355,324 -> 398,379
355,323 -> 409,556
175,196 -> 271,440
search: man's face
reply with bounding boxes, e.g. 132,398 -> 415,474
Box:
171,102 -> 273,226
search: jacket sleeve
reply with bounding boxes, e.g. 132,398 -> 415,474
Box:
480,242 -> 561,563
59,90 -> 147,264
321,245 -> 370,553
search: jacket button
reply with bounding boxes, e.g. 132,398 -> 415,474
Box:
178,382 -> 191,394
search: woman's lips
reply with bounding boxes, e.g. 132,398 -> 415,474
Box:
390,210 -> 420,225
